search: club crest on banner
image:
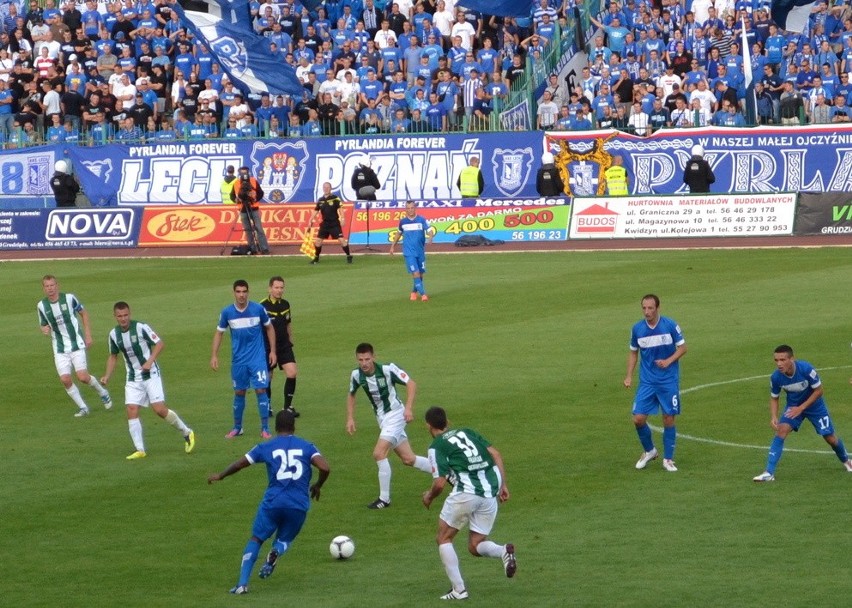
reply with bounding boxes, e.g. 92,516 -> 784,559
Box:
250,141 -> 309,202
28,155 -> 51,195
566,160 -> 600,197
492,147 -> 533,196
81,158 -> 114,182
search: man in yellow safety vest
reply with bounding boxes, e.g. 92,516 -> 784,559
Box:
456,156 -> 484,198
604,155 -> 628,196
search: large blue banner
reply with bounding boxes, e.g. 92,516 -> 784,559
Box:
547,125 -> 852,197
52,124 -> 852,208
66,134 -> 545,206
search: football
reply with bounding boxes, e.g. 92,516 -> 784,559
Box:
329,535 -> 355,560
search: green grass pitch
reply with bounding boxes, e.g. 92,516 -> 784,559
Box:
3,248 -> 852,608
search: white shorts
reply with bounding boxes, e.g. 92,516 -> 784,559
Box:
376,409 -> 408,448
54,350 -> 89,376
440,492 -> 498,535
125,376 -> 165,407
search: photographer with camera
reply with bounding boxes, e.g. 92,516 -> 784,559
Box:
229,166 -> 270,255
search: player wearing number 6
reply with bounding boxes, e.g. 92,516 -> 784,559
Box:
207,410 -> 330,595
389,200 -> 434,302
624,294 -> 687,472
753,346 -> 852,482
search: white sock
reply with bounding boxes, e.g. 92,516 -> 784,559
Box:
164,409 -> 190,434
413,455 -> 432,473
377,458 -> 391,502
65,384 -> 88,409
128,418 -> 145,452
86,375 -> 108,396
475,540 -> 504,559
438,543 -> 465,592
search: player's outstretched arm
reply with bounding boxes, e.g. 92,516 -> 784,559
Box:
624,350 -> 638,388
210,330 -> 223,371
310,454 -> 331,500
208,456 -> 251,484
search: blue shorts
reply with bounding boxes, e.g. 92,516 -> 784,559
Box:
251,505 -> 307,543
632,383 -> 681,416
404,254 -> 426,275
780,405 -> 835,436
231,361 -> 269,391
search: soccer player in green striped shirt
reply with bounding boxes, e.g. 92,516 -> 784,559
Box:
347,342 -> 432,509
422,406 -> 516,601
100,302 -> 195,460
37,275 -> 112,417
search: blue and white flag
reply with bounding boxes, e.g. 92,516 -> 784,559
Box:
201,0 -> 252,25
741,15 -> 756,125
171,4 -> 304,98
771,0 -> 814,33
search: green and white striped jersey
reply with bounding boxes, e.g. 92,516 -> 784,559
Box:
37,293 -> 86,354
108,320 -> 161,382
428,428 -> 502,498
349,362 -> 410,416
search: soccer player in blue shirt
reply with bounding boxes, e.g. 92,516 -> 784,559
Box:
753,345 -> 852,482
211,280 -> 277,439
624,294 -> 687,472
208,410 -> 330,595
389,200 -> 433,302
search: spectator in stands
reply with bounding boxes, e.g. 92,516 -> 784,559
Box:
536,89 -> 558,130
780,81 -> 805,125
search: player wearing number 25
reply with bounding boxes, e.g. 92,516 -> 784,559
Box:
753,346 -> 852,482
207,410 -> 330,595
624,294 -> 687,473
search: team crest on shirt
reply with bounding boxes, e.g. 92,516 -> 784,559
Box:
492,147 -> 533,197
250,142 -> 309,203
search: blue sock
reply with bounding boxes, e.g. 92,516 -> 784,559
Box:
238,539 -> 261,586
663,426 -> 676,460
636,423 -> 654,452
233,394 -> 246,429
766,435 -> 785,474
831,438 -> 848,462
257,392 -> 270,431
272,539 -> 290,556
413,277 -> 424,295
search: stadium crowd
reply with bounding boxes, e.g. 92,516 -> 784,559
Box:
0,0 -> 849,147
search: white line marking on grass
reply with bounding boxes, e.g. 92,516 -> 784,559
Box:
649,366 -> 852,455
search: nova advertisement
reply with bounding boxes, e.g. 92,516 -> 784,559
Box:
0,208 -> 139,249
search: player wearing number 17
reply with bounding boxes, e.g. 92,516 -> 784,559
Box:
624,294 -> 687,472
389,200 -> 434,302
207,410 -> 330,595
752,345 -> 852,482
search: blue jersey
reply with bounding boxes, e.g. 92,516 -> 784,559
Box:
398,214 -> 429,257
246,434 -> 320,511
630,316 -> 684,386
217,301 -> 271,367
770,360 -> 828,412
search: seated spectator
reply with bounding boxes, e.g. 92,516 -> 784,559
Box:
628,100 -> 651,136
809,93 -> 832,124
831,94 -> 852,123
688,97 -> 712,126
649,98 -> 671,130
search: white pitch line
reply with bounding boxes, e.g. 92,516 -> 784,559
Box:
649,365 -> 852,455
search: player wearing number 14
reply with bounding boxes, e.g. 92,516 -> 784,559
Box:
753,345 -> 852,482
207,410 -> 330,595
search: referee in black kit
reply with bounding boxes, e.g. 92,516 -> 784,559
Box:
261,276 -> 299,417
